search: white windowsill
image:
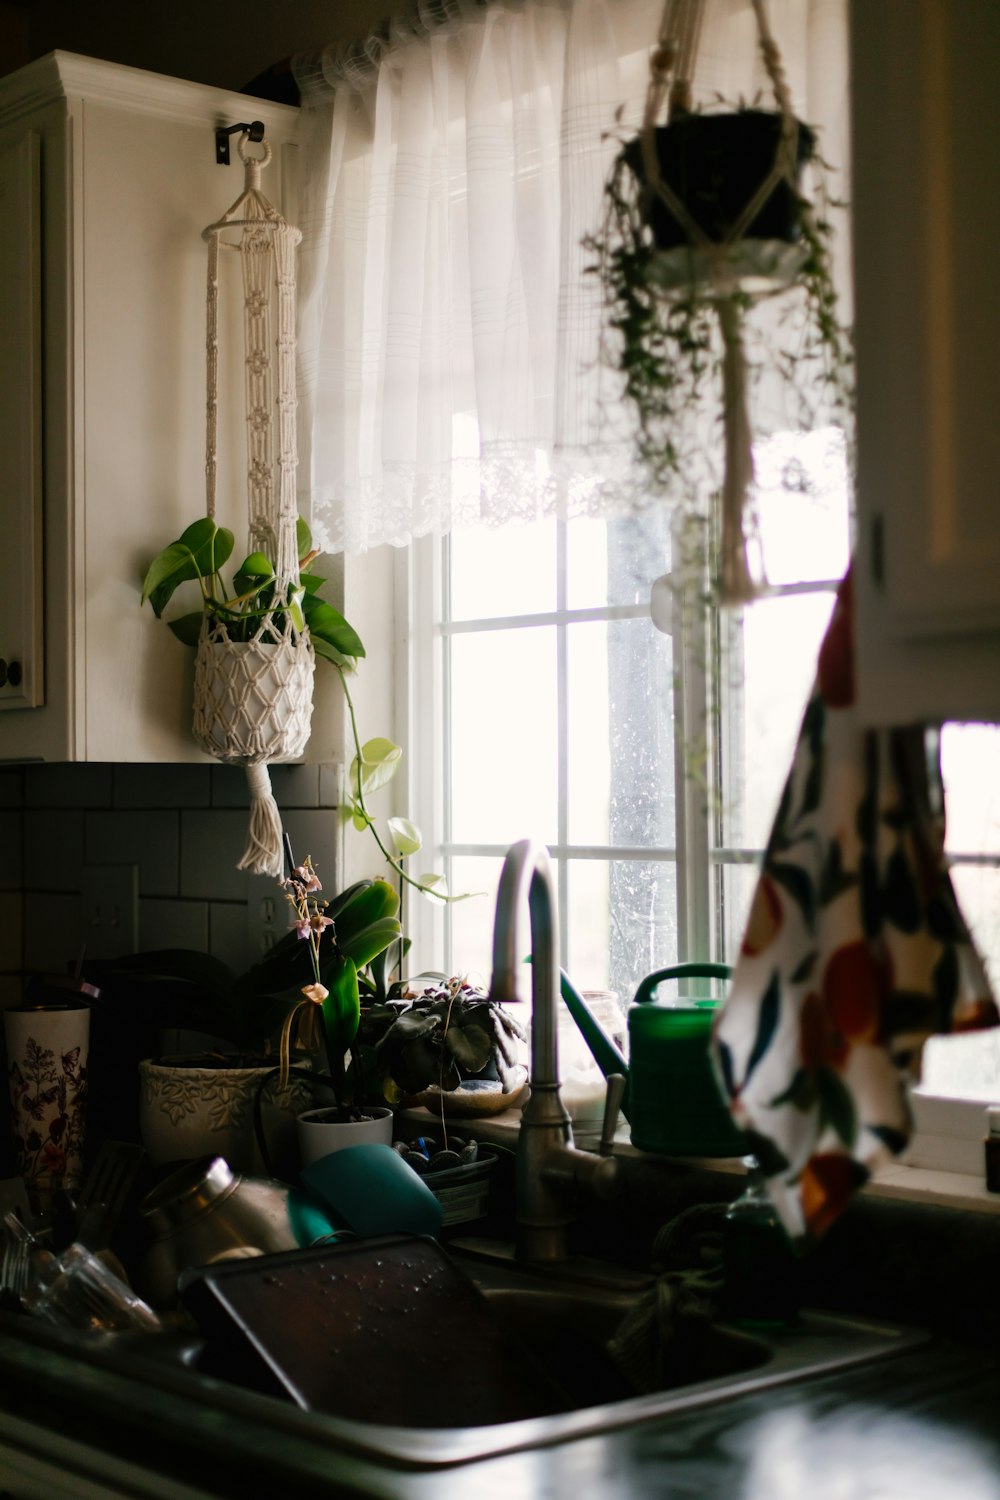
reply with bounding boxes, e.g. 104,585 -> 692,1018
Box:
400,1103 -> 1000,1216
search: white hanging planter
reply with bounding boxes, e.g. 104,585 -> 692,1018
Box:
193,133 -> 310,875
192,631 -> 315,765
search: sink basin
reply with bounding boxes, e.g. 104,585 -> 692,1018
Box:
0,1237 -> 932,1473
156,1235 -> 929,1467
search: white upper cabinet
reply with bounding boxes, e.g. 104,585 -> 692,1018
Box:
851,0 -> 1000,726
0,53 -> 343,764
0,130 -> 43,715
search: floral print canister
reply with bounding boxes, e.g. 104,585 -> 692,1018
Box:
5,1001 -> 89,1214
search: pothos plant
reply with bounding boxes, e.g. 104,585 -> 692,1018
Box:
583,102 -> 854,605
140,516 -> 451,902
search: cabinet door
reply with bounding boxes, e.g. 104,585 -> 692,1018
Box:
0,131 -> 43,711
852,0 -> 1000,725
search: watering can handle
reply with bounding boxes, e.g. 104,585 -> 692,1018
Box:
632,963 -> 732,1007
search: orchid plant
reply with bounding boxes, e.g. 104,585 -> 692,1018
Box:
273,852 -> 402,1112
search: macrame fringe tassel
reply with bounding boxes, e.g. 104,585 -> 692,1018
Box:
716,297 -> 761,607
238,762 -> 285,877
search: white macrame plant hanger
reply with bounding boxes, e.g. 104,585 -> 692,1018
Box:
642,0 -> 806,605
196,132 -> 314,876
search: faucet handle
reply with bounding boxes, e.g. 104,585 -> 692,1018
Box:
598,1073 -> 627,1157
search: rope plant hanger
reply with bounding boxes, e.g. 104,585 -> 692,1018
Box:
588,0 -> 850,607
644,0 -> 804,604
196,132 -> 314,876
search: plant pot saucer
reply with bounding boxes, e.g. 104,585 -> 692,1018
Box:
645,238 -> 809,300
407,1065 -> 529,1117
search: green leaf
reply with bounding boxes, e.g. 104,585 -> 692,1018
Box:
301,596 -> 366,659
332,879 -> 400,944
141,519 -> 234,612
350,738 -> 403,801
141,541 -> 201,611
236,551 -> 274,580
338,916 -> 402,970
445,1021 -> 493,1073
388,817 -> 422,857
320,954 -> 360,1079
297,516 -> 314,560
312,637 -> 357,672
300,571 -> 327,595
167,612 -> 204,647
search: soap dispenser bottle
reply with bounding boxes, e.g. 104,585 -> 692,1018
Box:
722,1155 -> 800,1327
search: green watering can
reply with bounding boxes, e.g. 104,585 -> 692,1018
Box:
560,963 -> 746,1158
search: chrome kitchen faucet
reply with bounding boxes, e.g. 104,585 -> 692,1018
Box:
490,839 -> 622,1262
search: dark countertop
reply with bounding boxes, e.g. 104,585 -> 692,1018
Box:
0,1308 -> 997,1500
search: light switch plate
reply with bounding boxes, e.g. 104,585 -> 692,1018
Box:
81,862 -> 138,959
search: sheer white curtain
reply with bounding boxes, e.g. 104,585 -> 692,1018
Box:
293,0 -> 848,556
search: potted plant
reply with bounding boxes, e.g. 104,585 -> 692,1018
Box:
88,858 -> 401,1177
369,976 -> 529,1118
141,516 -> 452,901
585,12 -> 853,604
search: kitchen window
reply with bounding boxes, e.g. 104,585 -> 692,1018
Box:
402,429 -> 1000,1164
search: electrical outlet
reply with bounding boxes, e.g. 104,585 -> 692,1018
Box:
247,873 -> 283,958
81,863 -> 138,960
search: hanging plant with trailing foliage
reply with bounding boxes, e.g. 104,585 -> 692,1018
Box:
584,0 -> 854,604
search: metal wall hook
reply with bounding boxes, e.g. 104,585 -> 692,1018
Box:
215,120 -> 265,166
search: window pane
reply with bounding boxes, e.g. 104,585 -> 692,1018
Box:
726,590 -> 836,849
942,724 -> 1000,856
754,429 -> 851,586
566,511 -> 672,610
445,854 -> 504,992
449,626 -> 557,845
605,858 -> 679,1013
921,1029 -> 1000,1103
567,618 -> 676,848
718,857 -> 762,964
449,520 -> 556,620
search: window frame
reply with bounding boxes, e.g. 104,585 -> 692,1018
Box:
399,523 -> 1000,1202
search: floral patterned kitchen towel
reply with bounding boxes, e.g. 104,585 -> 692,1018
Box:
712,569 -> 998,1240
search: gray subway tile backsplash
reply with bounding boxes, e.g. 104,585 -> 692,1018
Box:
7,761 -> 342,982
0,812 -> 22,890
23,892 -> 84,976
23,809 -> 85,891
115,764 -> 212,810
138,898 -> 209,952
24,763 -> 112,809
211,763 -> 321,809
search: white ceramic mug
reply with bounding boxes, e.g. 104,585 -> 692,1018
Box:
296,1106 -> 393,1169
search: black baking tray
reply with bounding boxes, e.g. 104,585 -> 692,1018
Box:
179,1234 -> 570,1428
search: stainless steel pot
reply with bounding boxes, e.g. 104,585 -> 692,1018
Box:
137,1155 -> 335,1309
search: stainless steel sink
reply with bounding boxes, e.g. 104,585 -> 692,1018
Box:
0,1241 -> 932,1473
163,1241 -> 931,1466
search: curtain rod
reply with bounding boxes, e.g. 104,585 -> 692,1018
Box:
292,0 -> 500,101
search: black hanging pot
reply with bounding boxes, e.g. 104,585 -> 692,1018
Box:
624,109 -> 816,253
